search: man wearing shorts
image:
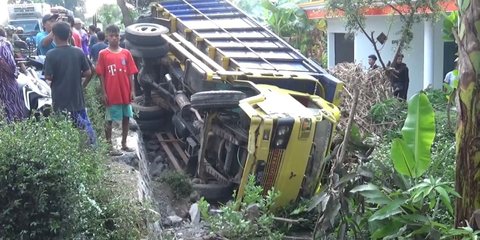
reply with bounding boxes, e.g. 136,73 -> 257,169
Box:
96,24 -> 138,155
44,21 -> 96,145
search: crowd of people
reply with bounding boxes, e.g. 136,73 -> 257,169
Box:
0,13 -> 138,155
35,13 -> 108,62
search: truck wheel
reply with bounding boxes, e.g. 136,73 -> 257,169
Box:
192,183 -> 233,201
125,40 -> 169,58
136,118 -> 167,132
132,96 -> 168,120
190,91 -> 246,110
135,16 -> 171,30
125,23 -> 168,46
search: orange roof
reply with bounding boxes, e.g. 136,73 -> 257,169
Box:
299,0 -> 457,19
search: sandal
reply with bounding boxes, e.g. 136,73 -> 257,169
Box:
121,146 -> 135,152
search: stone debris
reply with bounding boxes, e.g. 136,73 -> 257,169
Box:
245,203 -> 261,221
163,215 -> 183,227
189,203 -> 200,225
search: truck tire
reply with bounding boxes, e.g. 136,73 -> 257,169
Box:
192,183 -> 233,201
125,40 -> 169,58
131,96 -> 168,120
136,118 -> 167,132
135,16 -> 171,30
125,23 -> 168,46
190,91 -> 246,110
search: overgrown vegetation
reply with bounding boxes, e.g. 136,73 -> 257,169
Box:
85,77 -> 106,136
291,89 -> 460,239
0,79 -> 146,239
199,175 -> 284,240
159,171 -> 193,199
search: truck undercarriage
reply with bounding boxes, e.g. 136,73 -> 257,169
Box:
126,0 -> 343,207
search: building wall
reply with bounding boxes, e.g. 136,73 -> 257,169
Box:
0,0 -> 8,26
326,15 -> 446,98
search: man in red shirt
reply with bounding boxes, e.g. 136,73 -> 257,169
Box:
96,24 -> 138,155
67,16 -> 81,48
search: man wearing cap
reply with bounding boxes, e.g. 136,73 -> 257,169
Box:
35,14 -> 57,55
74,18 -> 89,56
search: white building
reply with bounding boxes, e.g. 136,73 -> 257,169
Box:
299,0 -> 457,98
0,0 -> 9,25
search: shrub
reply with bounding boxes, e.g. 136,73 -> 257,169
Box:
0,78 -> 147,239
366,90 -> 457,230
199,175 -> 283,240
0,118 -> 104,238
159,171 -> 193,199
84,77 -> 106,137
368,97 -> 407,139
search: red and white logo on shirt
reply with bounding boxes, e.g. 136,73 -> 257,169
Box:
107,64 -> 116,76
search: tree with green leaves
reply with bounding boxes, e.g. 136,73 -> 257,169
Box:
96,4 -> 122,27
326,0 -> 444,69
453,0 -> 480,228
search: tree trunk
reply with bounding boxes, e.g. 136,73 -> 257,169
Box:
117,0 -> 134,27
454,0 -> 480,228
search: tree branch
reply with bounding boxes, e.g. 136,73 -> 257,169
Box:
272,217 -> 308,224
353,14 -> 387,69
370,32 -> 387,69
385,1 -> 407,21
338,85 -> 360,167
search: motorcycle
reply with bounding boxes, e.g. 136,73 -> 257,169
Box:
14,40 -> 52,118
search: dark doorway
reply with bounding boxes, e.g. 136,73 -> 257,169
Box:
443,41 -> 457,76
334,33 -> 354,64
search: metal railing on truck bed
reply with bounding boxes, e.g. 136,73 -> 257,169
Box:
157,0 -> 343,105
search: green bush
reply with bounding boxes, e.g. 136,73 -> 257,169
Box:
368,90 -> 455,187
367,90 -> 456,227
0,118 -> 103,238
159,171 -> 193,199
0,78 -> 147,239
85,77 -> 106,137
369,98 -> 407,125
199,175 -> 284,240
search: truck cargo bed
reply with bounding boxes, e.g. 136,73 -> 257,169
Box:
159,0 -> 343,104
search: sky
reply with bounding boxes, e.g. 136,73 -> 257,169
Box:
1,0 -> 115,21
84,0 -> 116,18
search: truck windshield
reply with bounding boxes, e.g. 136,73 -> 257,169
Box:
9,20 -> 40,33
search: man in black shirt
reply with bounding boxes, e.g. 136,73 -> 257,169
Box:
391,54 -> 410,100
368,54 -> 379,70
44,21 -> 96,145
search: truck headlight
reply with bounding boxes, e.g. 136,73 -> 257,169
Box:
271,118 -> 294,149
275,138 -> 284,147
277,126 -> 290,136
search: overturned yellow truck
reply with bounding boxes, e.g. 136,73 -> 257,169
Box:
126,0 -> 343,207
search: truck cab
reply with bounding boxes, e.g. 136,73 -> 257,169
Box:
7,3 -> 51,41
8,19 -> 42,41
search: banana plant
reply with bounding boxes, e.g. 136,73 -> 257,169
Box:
349,92 -> 459,239
391,92 -> 436,178
351,176 -> 459,239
